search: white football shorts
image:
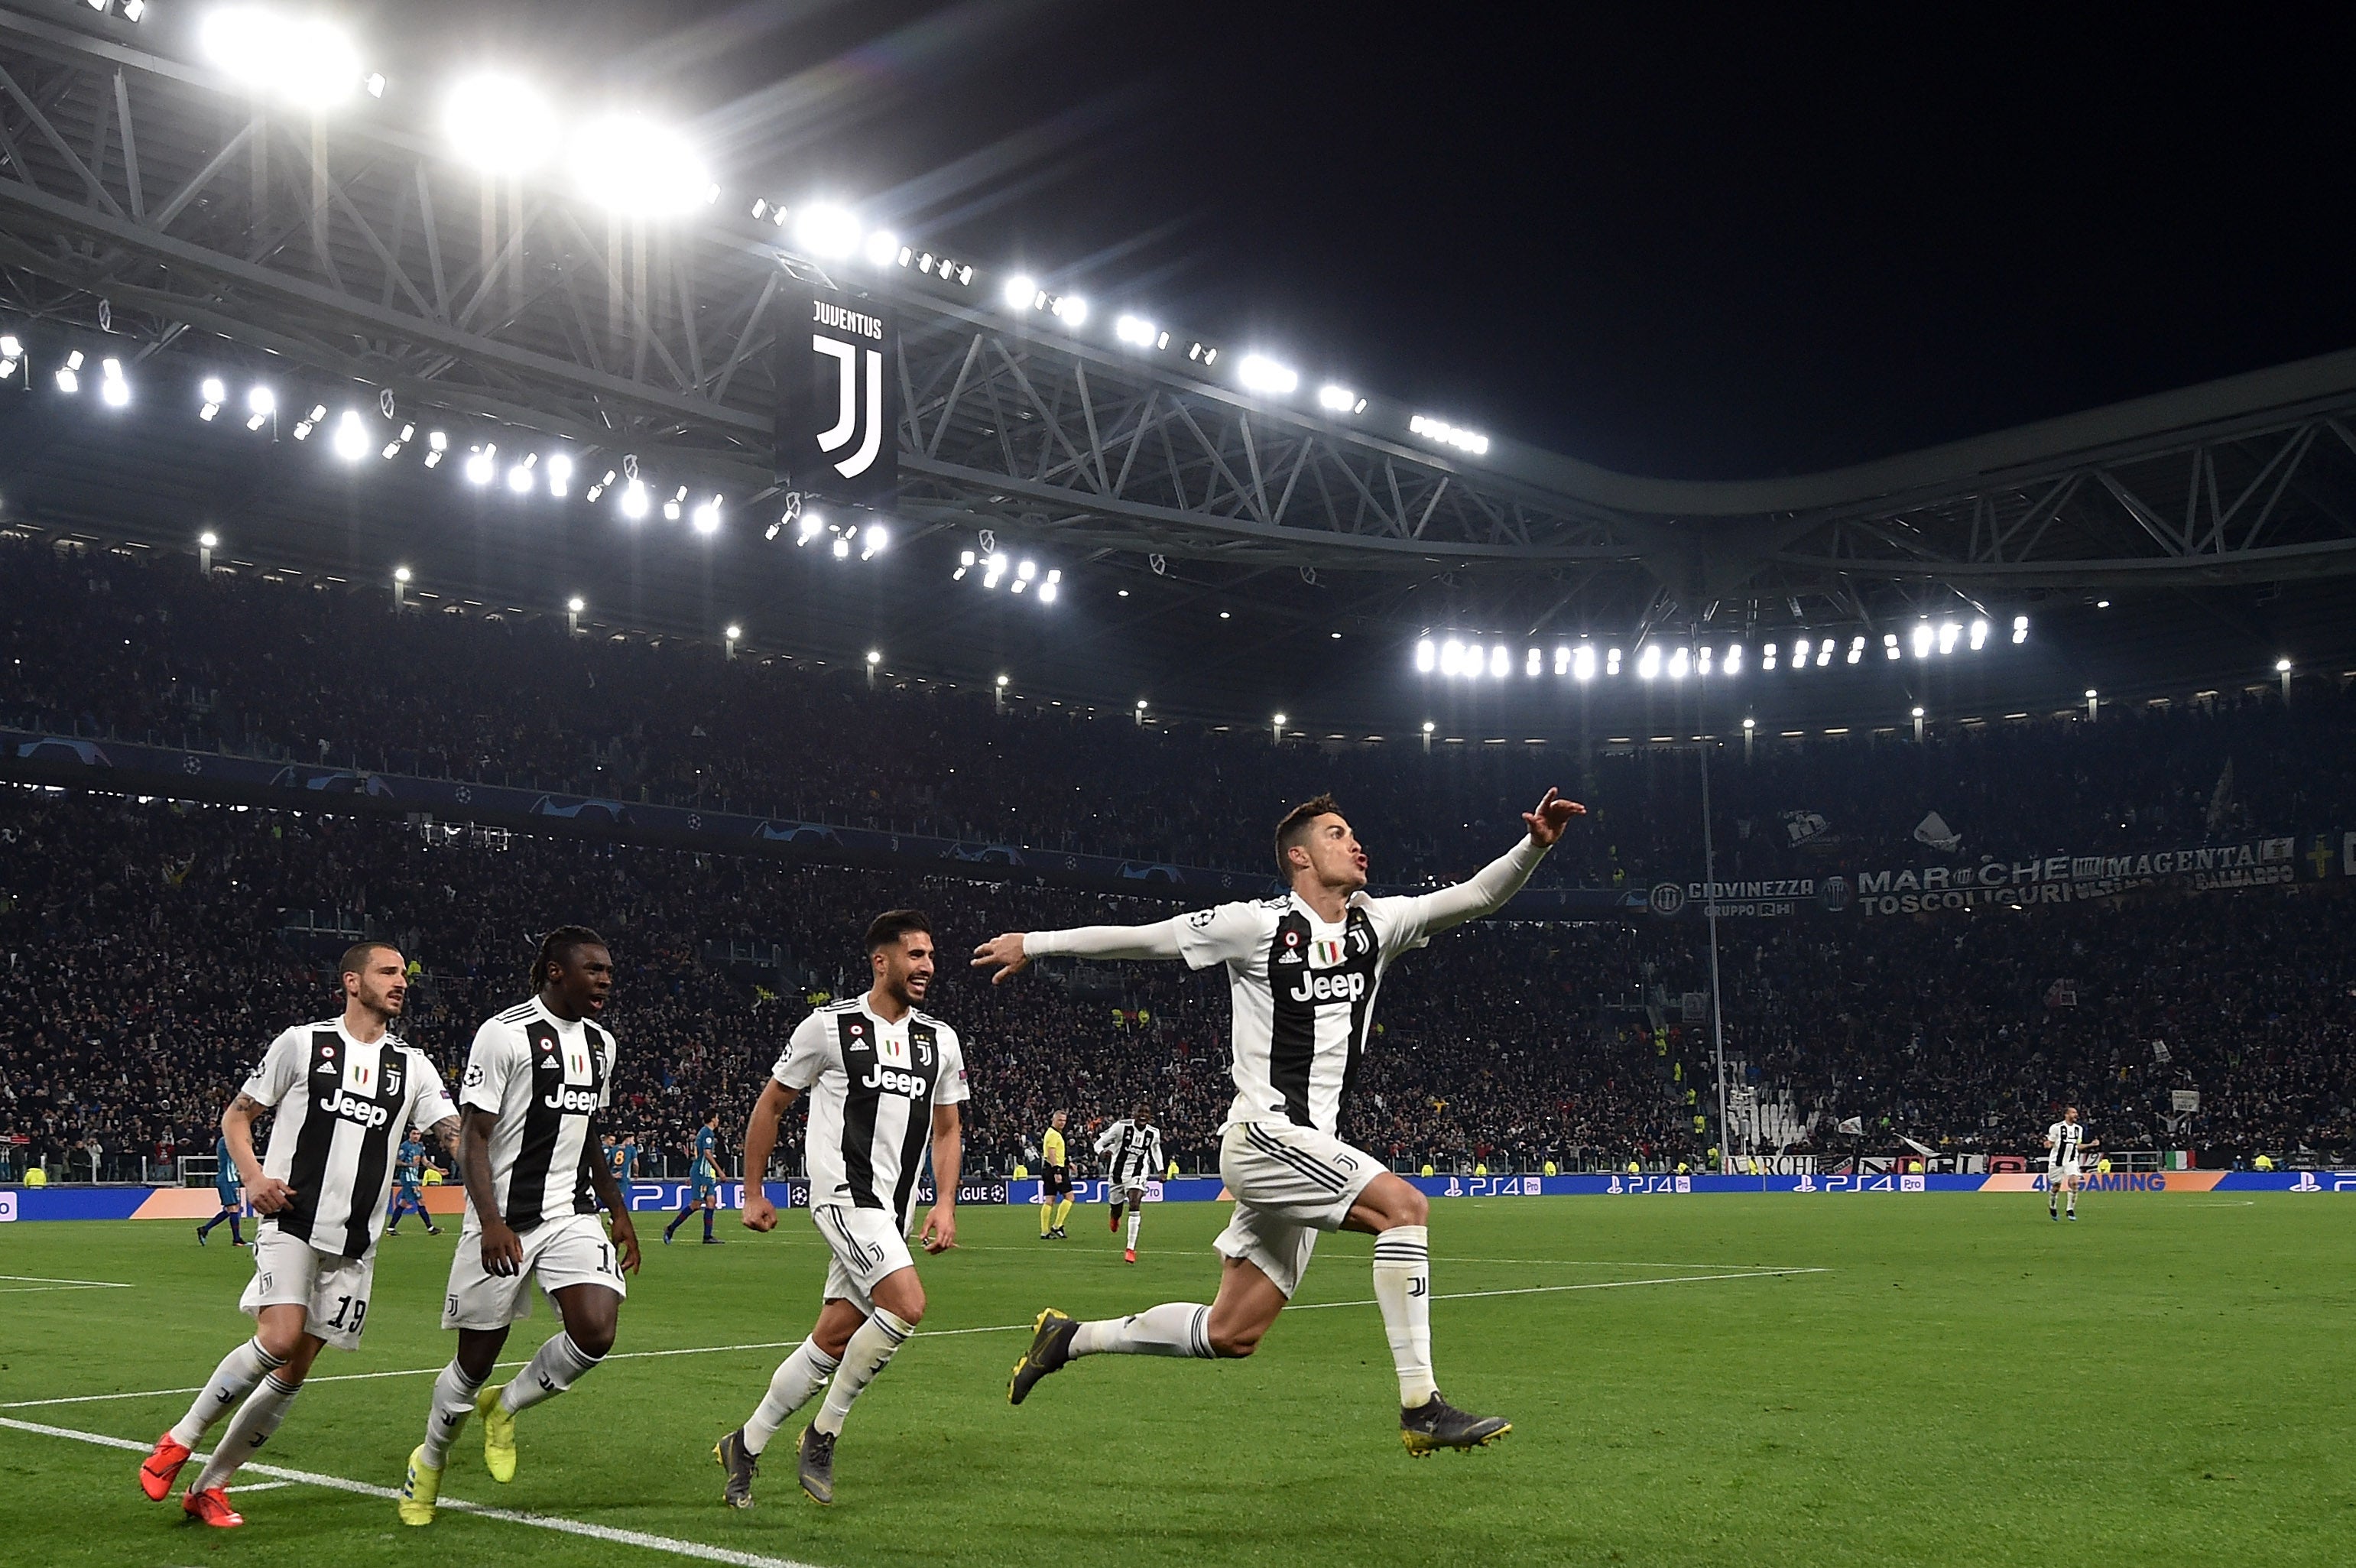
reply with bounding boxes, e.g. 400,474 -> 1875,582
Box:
240,1226 -> 376,1352
1213,1120 -> 1385,1298
813,1203 -> 917,1312
2049,1161 -> 2084,1187
441,1212 -> 628,1330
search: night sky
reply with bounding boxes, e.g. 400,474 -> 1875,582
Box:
356,2 -> 2356,481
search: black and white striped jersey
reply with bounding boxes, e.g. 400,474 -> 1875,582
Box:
1174,891 -> 1441,1137
241,1021 -> 456,1259
458,998 -> 617,1233
1094,1118 -> 1165,1189
2046,1119 -> 2088,1169
774,998 -> 968,1229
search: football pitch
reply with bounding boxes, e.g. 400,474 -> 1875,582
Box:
2,1194 -> 2349,1566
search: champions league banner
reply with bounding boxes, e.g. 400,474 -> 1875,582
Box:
776,282 -> 899,510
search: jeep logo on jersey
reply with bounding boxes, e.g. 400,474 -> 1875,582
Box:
317,1090 -> 392,1128
1287,970 -> 1368,1005
776,284 -> 899,509
858,1063 -> 929,1099
540,1084 -> 601,1113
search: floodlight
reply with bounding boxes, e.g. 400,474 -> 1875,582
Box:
1017,560 -> 1036,581
663,498 -> 681,521
1115,313 -> 1157,347
1723,642 -> 1743,674
1743,717 -> 1756,730
1422,720 -> 1436,733
862,228 -> 901,268
1052,294 -> 1089,327
1637,645 -> 1662,680
988,552 -> 1008,573
1318,384 -> 1358,412
506,462 -> 534,493
1937,621 -> 1960,655
619,479 -> 648,518
959,549 -> 976,568
67,349 -> 85,370
1698,644 -> 1715,674
547,453 -> 573,487
1416,638 -> 1436,673
865,524 -> 888,553
1002,274 -> 1037,311
792,204 -> 860,259
99,359 -> 128,407
1968,618 -> 1988,650
1790,638 -> 1809,667
1039,582 -> 1058,603
443,74 -> 556,174
1526,648 -> 1542,678
2011,614 -> 2030,644
201,377 -> 228,404
1408,414 -> 1491,455
1884,631 -> 1900,661
332,408 -> 368,459
1911,622 -> 1933,658
1489,644 -> 1509,678
1438,639 -> 1463,677
566,596 -> 585,613
465,443 -> 496,485
1572,644 -> 1596,681
393,566 -> 411,583
1273,713 -> 1288,728
691,496 -> 721,534
1606,648 -> 1622,676
0,335 -> 18,358
2276,657 -> 2293,673
569,115 -> 712,218
1668,647 -> 1689,680
1762,645 -> 1777,669
1911,706 -> 1925,719
199,531 -> 219,548
200,8 -> 362,108
832,536 -> 849,558
54,365 -> 78,393
996,674 -> 1009,687
125,1 -> 148,22
2085,689 -> 2098,700
1237,354 -> 1298,395
1816,643 -> 1832,667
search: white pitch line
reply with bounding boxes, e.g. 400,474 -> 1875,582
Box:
0,1272 -> 135,1288
0,1414 -> 832,1568
1287,1267 -> 1829,1314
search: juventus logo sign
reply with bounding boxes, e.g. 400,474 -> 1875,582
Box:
777,283 -> 900,509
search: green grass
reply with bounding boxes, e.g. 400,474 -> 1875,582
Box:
3,1194 -> 2351,1566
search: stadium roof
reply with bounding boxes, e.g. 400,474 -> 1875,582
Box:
3,2 -> 2354,733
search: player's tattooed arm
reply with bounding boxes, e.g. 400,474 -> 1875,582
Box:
583,1114 -> 641,1274
221,1091 -> 295,1212
460,1106 -> 524,1276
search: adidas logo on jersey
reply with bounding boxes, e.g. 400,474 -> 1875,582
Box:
1286,970 -> 1368,1004
316,1090 -> 392,1129
540,1086 -> 601,1113
859,1063 -> 930,1099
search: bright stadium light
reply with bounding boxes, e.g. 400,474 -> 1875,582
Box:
1001,274 -> 1037,311
691,495 -> 722,535
1790,638 -> 1810,668
245,385 -> 274,430
1052,294 -> 1089,327
1408,413 -> 1490,456
1847,635 -> 1864,664
1816,641 -> 1832,667
863,523 -> 888,555
332,408 -> 368,460
1115,313 -> 1158,347
1238,354 -> 1299,395
464,443 -> 495,485
1572,644 -> 1596,681
570,115 -> 713,217
1606,647 -> 1622,676
54,348 -> 84,394
443,73 -> 557,174
2276,657 -> 2293,673
862,228 -> 901,268
1911,622 -> 1933,658
547,453 -> 573,496
2012,614 -> 2030,644
1438,639 -> 1463,677
1884,631 -> 1900,661
1415,638 -> 1436,673
619,478 -> 649,518
1637,645 -> 1663,680
1968,617 -> 1989,651
1668,646 -> 1689,680
792,204 -> 861,259
1938,621 -> 1961,655
1762,644 -> 1778,670
200,376 -> 227,405
1698,644 -> 1714,674
1723,641 -> 1744,675
0,334 -> 19,358
99,357 -> 130,407
200,7 -> 363,108
1488,644 -> 1509,679
1318,384 -> 1361,413
1553,644 -> 1571,676
506,460 -> 534,493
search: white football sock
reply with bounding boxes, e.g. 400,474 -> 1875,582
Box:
1071,1302 -> 1214,1359
743,1337 -> 842,1455
418,1359 -> 485,1468
170,1337 -> 285,1447
810,1310 -> 914,1437
501,1333 -> 602,1415
1372,1225 -> 1437,1406
1125,1210 -> 1142,1249
193,1372 -> 300,1491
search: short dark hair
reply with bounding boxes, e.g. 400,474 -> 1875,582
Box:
1274,794 -> 1344,875
531,924 -> 608,991
340,940 -> 398,982
865,909 -> 933,955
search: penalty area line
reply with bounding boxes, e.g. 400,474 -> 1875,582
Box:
0,1414 -> 829,1568
1290,1266 -> 1830,1314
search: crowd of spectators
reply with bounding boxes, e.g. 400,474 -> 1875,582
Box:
8,539 -> 2356,895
